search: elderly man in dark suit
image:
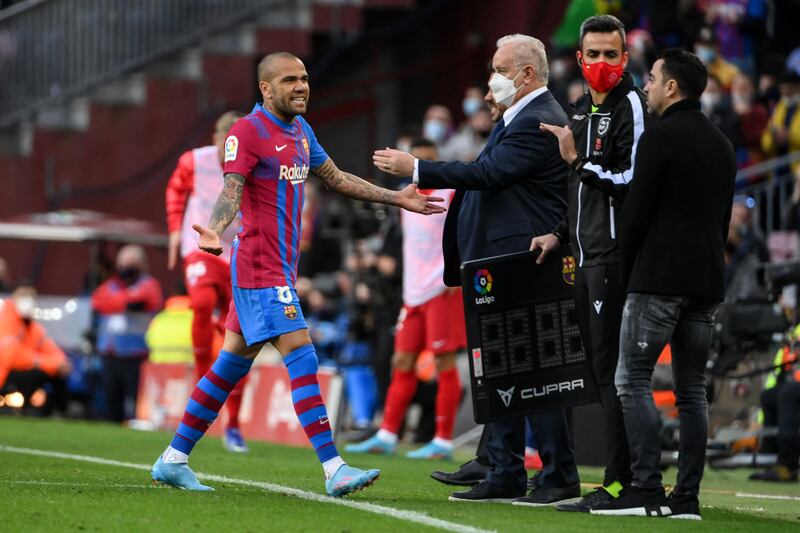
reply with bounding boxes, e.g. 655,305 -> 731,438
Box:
374,34 -> 580,505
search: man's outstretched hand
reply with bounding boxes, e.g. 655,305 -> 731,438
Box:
192,224 -> 223,256
396,184 -> 446,215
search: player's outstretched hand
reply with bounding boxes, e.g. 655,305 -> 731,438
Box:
396,184 -> 446,215
373,147 -> 415,176
192,224 -> 223,256
530,233 -> 561,265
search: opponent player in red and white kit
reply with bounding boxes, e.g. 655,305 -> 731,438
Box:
151,52 -> 445,496
347,138 -> 465,460
165,111 -> 250,453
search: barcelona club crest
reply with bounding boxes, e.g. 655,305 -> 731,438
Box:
301,136 -> 310,156
562,256 -> 576,285
284,305 -> 298,320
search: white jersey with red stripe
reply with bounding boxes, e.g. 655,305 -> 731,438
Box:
180,146 -> 239,263
401,189 -> 455,307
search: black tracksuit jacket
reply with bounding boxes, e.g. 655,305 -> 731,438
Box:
553,74 -> 650,267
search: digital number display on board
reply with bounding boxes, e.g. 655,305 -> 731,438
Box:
461,251 -> 598,423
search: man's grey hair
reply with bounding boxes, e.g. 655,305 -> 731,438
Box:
496,34 -> 549,83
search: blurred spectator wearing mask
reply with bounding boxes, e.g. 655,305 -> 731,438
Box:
761,70 -> 800,174
91,245 -> 162,422
0,283 -> 72,413
441,103 -> 494,162
701,75 -> 741,148
421,104 -> 454,150
730,73 -> 769,167
694,26 -> 741,90
625,29 -> 656,87
725,196 -> 769,303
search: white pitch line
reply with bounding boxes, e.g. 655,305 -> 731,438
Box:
735,492 -> 800,502
0,445 -> 494,533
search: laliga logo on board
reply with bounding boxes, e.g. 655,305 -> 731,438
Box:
474,268 -> 495,305
279,164 -> 309,185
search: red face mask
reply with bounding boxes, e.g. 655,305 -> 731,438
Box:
580,56 -> 624,93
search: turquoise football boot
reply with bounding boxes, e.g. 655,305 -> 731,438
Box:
405,441 -> 453,460
345,434 -> 396,455
325,464 -> 381,497
151,457 -> 214,491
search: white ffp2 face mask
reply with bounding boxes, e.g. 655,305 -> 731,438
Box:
488,70 -> 522,107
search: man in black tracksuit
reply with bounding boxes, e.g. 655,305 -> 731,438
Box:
532,15 -> 650,512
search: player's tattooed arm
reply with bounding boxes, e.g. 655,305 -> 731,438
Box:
208,173 -> 245,236
312,158 -> 398,205
192,173 -> 244,256
312,158 -> 446,215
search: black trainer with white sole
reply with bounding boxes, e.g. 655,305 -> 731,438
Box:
590,485 -> 671,517
667,492 -> 702,520
555,486 -> 615,512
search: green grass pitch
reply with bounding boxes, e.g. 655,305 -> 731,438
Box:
1,417 -> 799,532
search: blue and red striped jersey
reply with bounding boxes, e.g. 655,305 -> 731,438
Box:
223,104 -> 328,289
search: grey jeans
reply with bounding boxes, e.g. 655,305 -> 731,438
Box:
615,293 -> 717,496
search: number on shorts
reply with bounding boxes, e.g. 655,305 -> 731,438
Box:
276,286 -> 293,304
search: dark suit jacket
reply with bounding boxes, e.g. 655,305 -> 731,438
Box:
619,99 -> 736,301
418,90 -> 569,286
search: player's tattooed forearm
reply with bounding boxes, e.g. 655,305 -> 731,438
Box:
313,159 -> 396,205
311,159 -> 344,188
209,173 -> 245,235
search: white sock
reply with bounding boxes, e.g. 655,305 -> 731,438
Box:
323,456 -> 345,480
432,437 -> 453,450
161,446 -> 189,464
376,429 -> 398,445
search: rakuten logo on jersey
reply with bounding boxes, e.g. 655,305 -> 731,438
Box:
279,164 -> 309,185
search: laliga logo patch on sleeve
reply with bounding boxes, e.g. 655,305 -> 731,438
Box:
224,135 -> 238,162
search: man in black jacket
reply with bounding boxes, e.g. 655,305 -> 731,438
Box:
591,49 -> 736,520
531,14 -> 649,512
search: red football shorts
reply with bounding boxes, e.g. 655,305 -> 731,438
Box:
394,288 -> 466,355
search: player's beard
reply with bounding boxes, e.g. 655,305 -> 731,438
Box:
281,93 -> 308,117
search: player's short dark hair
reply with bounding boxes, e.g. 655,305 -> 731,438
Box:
257,51 -> 301,82
657,48 -> 708,101
410,137 -> 437,150
579,15 -> 626,51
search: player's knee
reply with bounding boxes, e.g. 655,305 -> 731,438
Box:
392,352 -> 416,372
272,328 -> 313,356
434,353 -> 457,372
221,329 -> 257,359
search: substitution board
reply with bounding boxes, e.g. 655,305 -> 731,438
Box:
461,250 -> 598,423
